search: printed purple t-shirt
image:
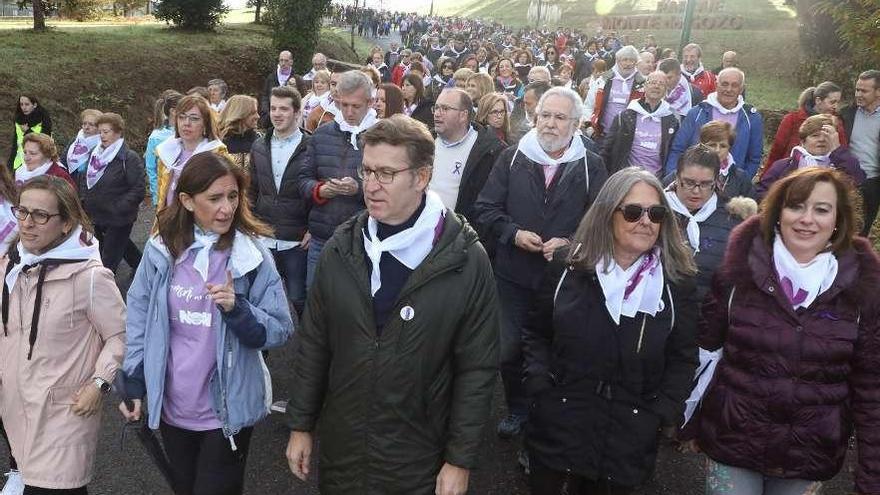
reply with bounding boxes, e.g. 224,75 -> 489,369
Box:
162,247 -> 230,431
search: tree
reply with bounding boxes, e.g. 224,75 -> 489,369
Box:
268,0 -> 330,72
815,0 -> 880,65
247,0 -> 263,23
154,0 -> 227,30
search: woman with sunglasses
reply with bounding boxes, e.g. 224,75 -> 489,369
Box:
0,175 -> 125,495
681,167 -> 880,495
542,46 -> 560,76
427,58 -> 456,101
522,167 -> 697,495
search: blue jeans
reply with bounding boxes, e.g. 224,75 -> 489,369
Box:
306,236 -> 327,289
705,458 -> 822,495
272,246 -> 307,315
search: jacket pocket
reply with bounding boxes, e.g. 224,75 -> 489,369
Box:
49,384 -> 82,406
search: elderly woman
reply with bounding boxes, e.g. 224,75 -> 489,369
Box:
373,83 -> 404,119
0,175 -> 125,494
664,145 -> 748,300
62,109 -> 102,175
523,167 -> 697,494
683,167 -> 880,495
301,69 -> 332,117
219,94 -> 260,168
696,121 -> 756,199
16,133 -> 75,189
765,81 -> 847,171
207,78 -> 228,112
466,73 -> 495,110
120,153 -> 292,495
76,112 -> 146,273
156,95 -> 231,210
476,93 -> 510,144
757,114 -> 864,199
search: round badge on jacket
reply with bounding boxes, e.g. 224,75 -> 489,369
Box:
400,305 -> 415,321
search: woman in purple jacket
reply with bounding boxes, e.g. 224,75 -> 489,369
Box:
686,167 -> 880,495
756,114 -> 865,199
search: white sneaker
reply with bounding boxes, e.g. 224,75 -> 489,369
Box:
1,470 -> 24,495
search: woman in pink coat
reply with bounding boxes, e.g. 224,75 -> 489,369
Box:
0,175 -> 126,494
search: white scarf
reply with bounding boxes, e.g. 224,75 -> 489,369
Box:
6,225 -> 101,290
86,138 -> 124,189
773,234 -> 837,310
612,65 -> 636,84
156,137 -> 224,175
664,190 -> 718,253
705,92 -> 744,115
209,100 -> 226,112
303,91 -> 331,115
720,153 -> 735,177
319,97 -> 339,116
517,129 -> 587,166
596,247 -> 665,325
666,74 -> 693,117
179,226 -> 220,282
790,145 -> 831,169
277,65 -> 292,86
681,62 -> 705,80
627,99 -> 674,122
16,161 -> 52,185
362,191 -> 446,296
65,130 -> 101,173
334,108 -> 378,150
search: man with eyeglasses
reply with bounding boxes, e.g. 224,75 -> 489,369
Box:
286,114 -> 499,495
297,70 -> 377,288
429,88 -> 504,228
302,53 -> 328,83
475,87 -> 607,444
261,50 -> 294,125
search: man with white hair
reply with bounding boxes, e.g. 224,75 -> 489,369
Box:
681,43 -> 716,99
637,50 -> 655,77
298,70 -> 378,286
302,53 -> 328,82
713,50 -> 738,75
586,45 -> 646,141
667,67 -> 764,177
475,87 -> 608,440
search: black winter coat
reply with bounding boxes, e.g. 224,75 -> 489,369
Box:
474,137 -> 608,290
409,99 -> 434,132
450,124 -> 505,224
248,130 -> 310,242
524,253 -> 698,487
286,211 -> 499,494
601,105 -> 678,175
76,142 -> 145,227
296,121 -> 366,241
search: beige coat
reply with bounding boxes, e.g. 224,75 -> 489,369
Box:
0,259 -> 125,489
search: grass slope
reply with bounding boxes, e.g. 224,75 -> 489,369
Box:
0,23 -> 361,161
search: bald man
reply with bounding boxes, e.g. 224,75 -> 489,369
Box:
262,50 -> 295,125
713,51 -> 738,75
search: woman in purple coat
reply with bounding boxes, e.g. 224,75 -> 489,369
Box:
756,114 -> 865,199
685,167 -> 880,495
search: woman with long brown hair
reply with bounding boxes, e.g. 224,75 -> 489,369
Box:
119,152 -> 292,495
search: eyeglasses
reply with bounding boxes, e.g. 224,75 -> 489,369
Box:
536,112 -> 574,123
489,109 -> 506,116
617,204 -> 667,224
357,165 -> 421,184
177,114 -> 203,124
432,104 -> 465,114
678,178 -> 716,192
13,206 -> 62,225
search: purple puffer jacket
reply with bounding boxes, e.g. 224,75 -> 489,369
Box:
755,146 -> 866,200
696,217 -> 880,495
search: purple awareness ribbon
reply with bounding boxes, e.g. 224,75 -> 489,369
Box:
780,276 -> 808,306
624,250 -> 659,300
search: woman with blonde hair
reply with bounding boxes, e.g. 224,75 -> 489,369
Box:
301,69 -> 332,117
466,72 -> 496,109
156,95 -> 231,209
219,95 -> 260,168
17,133 -> 75,189
62,108 -> 102,176
476,93 -> 510,144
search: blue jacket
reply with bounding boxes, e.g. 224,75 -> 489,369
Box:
123,231 -> 293,436
666,101 -> 764,178
144,127 -> 174,206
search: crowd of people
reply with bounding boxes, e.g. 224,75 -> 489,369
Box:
2,5 -> 880,495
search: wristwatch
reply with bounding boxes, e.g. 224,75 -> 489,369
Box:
93,377 -> 111,394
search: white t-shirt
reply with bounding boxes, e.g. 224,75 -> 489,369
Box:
429,128 -> 479,211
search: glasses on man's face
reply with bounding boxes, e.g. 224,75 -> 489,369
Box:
432,104 -> 464,114
13,206 -> 61,225
177,114 -> 203,124
357,165 -> 419,184
617,204 -> 667,224
678,177 -> 716,192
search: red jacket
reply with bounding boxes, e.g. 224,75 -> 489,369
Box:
763,107 -> 849,175
47,162 -> 76,190
686,70 -> 716,99
391,63 -> 408,87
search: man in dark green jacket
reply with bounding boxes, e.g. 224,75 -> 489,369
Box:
285,114 -> 500,495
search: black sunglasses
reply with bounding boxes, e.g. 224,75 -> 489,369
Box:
617,204 -> 667,224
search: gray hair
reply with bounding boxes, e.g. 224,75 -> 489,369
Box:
536,86 -> 584,122
615,45 -> 640,62
568,167 -> 697,283
528,65 -> 551,82
718,67 -> 746,85
337,71 -> 374,100
683,43 -> 703,57
207,79 -> 228,98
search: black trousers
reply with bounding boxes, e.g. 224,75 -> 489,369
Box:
93,223 -> 142,272
528,457 -> 633,495
0,418 -> 16,470
23,487 -> 87,494
159,422 -> 253,495
860,177 -> 880,237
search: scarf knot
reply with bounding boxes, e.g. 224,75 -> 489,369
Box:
334,109 -> 378,150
